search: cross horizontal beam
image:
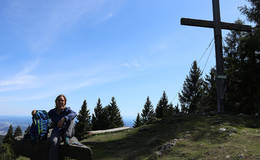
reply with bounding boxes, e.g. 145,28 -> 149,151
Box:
181,18 -> 252,32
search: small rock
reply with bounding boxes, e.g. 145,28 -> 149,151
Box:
219,128 -> 226,132
226,155 -> 230,159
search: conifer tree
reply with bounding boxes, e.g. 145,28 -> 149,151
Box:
0,143 -> 15,160
175,104 -> 180,114
107,97 -> 124,129
3,125 -> 14,144
178,61 -> 203,113
133,113 -> 142,128
75,100 -> 91,140
102,106 -> 111,129
199,68 -> 217,112
92,98 -> 107,130
14,126 -> 22,137
156,91 -> 169,118
163,103 -> 175,120
141,96 -> 155,124
23,125 -> 31,139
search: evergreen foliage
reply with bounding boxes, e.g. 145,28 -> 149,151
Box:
179,61 -> 203,113
75,100 -> 91,140
133,113 -> 142,128
106,97 -> 124,129
141,96 -> 155,124
0,143 -> 15,160
222,1 -> 260,114
199,68 -> 217,112
14,126 -> 22,137
164,103 -> 175,120
156,91 -> 170,118
3,125 -> 14,145
92,98 -> 108,130
175,104 -> 180,114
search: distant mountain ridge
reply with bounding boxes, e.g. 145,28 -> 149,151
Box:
0,116 -> 32,135
0,115 -> 134,135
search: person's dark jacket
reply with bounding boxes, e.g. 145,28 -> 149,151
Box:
48,107 -> 76,128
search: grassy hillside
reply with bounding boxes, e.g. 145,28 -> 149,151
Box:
82,114 -> 260,160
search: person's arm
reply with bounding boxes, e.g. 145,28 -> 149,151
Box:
64,107 -> 77,121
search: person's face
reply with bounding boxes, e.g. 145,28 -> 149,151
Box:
56,96 -> 66,110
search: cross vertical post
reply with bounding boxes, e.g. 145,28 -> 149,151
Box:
212,0 -> 225,113
180,0 -> 252,113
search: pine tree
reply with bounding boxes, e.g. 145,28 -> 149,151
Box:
163,103 -> 175,120
156,91 -> 170,118
14,126 -> 22,137
0,143 -> 15,160
3,125 -> 14,144
199,68 -> 217,113
92,98 -> 107,130
23,125 -> 31,139
239,1 -> 260,114
222,18 -> 260,114
175,104 -> 180,114
102,106 -> 111,129
133,113 -> 142,128
178,61 -> 203,113
107,97 -> 124,129
75,100 -> 91,140
141,96 -> 155,124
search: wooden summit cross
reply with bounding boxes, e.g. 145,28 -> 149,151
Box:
181,0 -> 252,113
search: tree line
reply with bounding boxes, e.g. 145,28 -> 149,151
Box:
75,96 -> 124,140
134,0 -> 260,126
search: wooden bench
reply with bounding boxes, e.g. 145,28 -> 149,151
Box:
14,136 -> 92,160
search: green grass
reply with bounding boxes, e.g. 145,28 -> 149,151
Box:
83,115 -> 260,160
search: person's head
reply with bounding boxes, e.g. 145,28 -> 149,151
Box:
55,94 -> 67,110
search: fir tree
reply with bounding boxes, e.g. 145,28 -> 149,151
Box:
163,103 -> 175,120
178,61 -> 203,113
75,100 -> 91,140
133,113 -> 142,128
175,104 -> 180,114
107,97 -> 124,129
14,126 -> 22,137
0,143 -> 15,160
156,91 -> 169,118
141,96 -> 155,124
23,125 -> 31,139
199,68 -> 217,113
3,125 -> 14,144
92,98 -> 107,130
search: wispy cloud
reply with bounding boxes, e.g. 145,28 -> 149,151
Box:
0,62 -> 129,102
3,0 -> 123,53
121,61 -> 141,69
0,59 -> 40,92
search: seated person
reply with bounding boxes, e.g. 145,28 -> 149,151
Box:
32,94 -> 77,160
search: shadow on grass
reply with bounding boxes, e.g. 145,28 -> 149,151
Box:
82,115 -> 260,160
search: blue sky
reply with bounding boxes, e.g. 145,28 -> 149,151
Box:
0,0 -> 249,119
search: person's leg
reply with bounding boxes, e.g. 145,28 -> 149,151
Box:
64,119 -> 75,138
49,129 -> 60,160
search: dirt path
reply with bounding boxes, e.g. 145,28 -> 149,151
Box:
88,127 -> 131,135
